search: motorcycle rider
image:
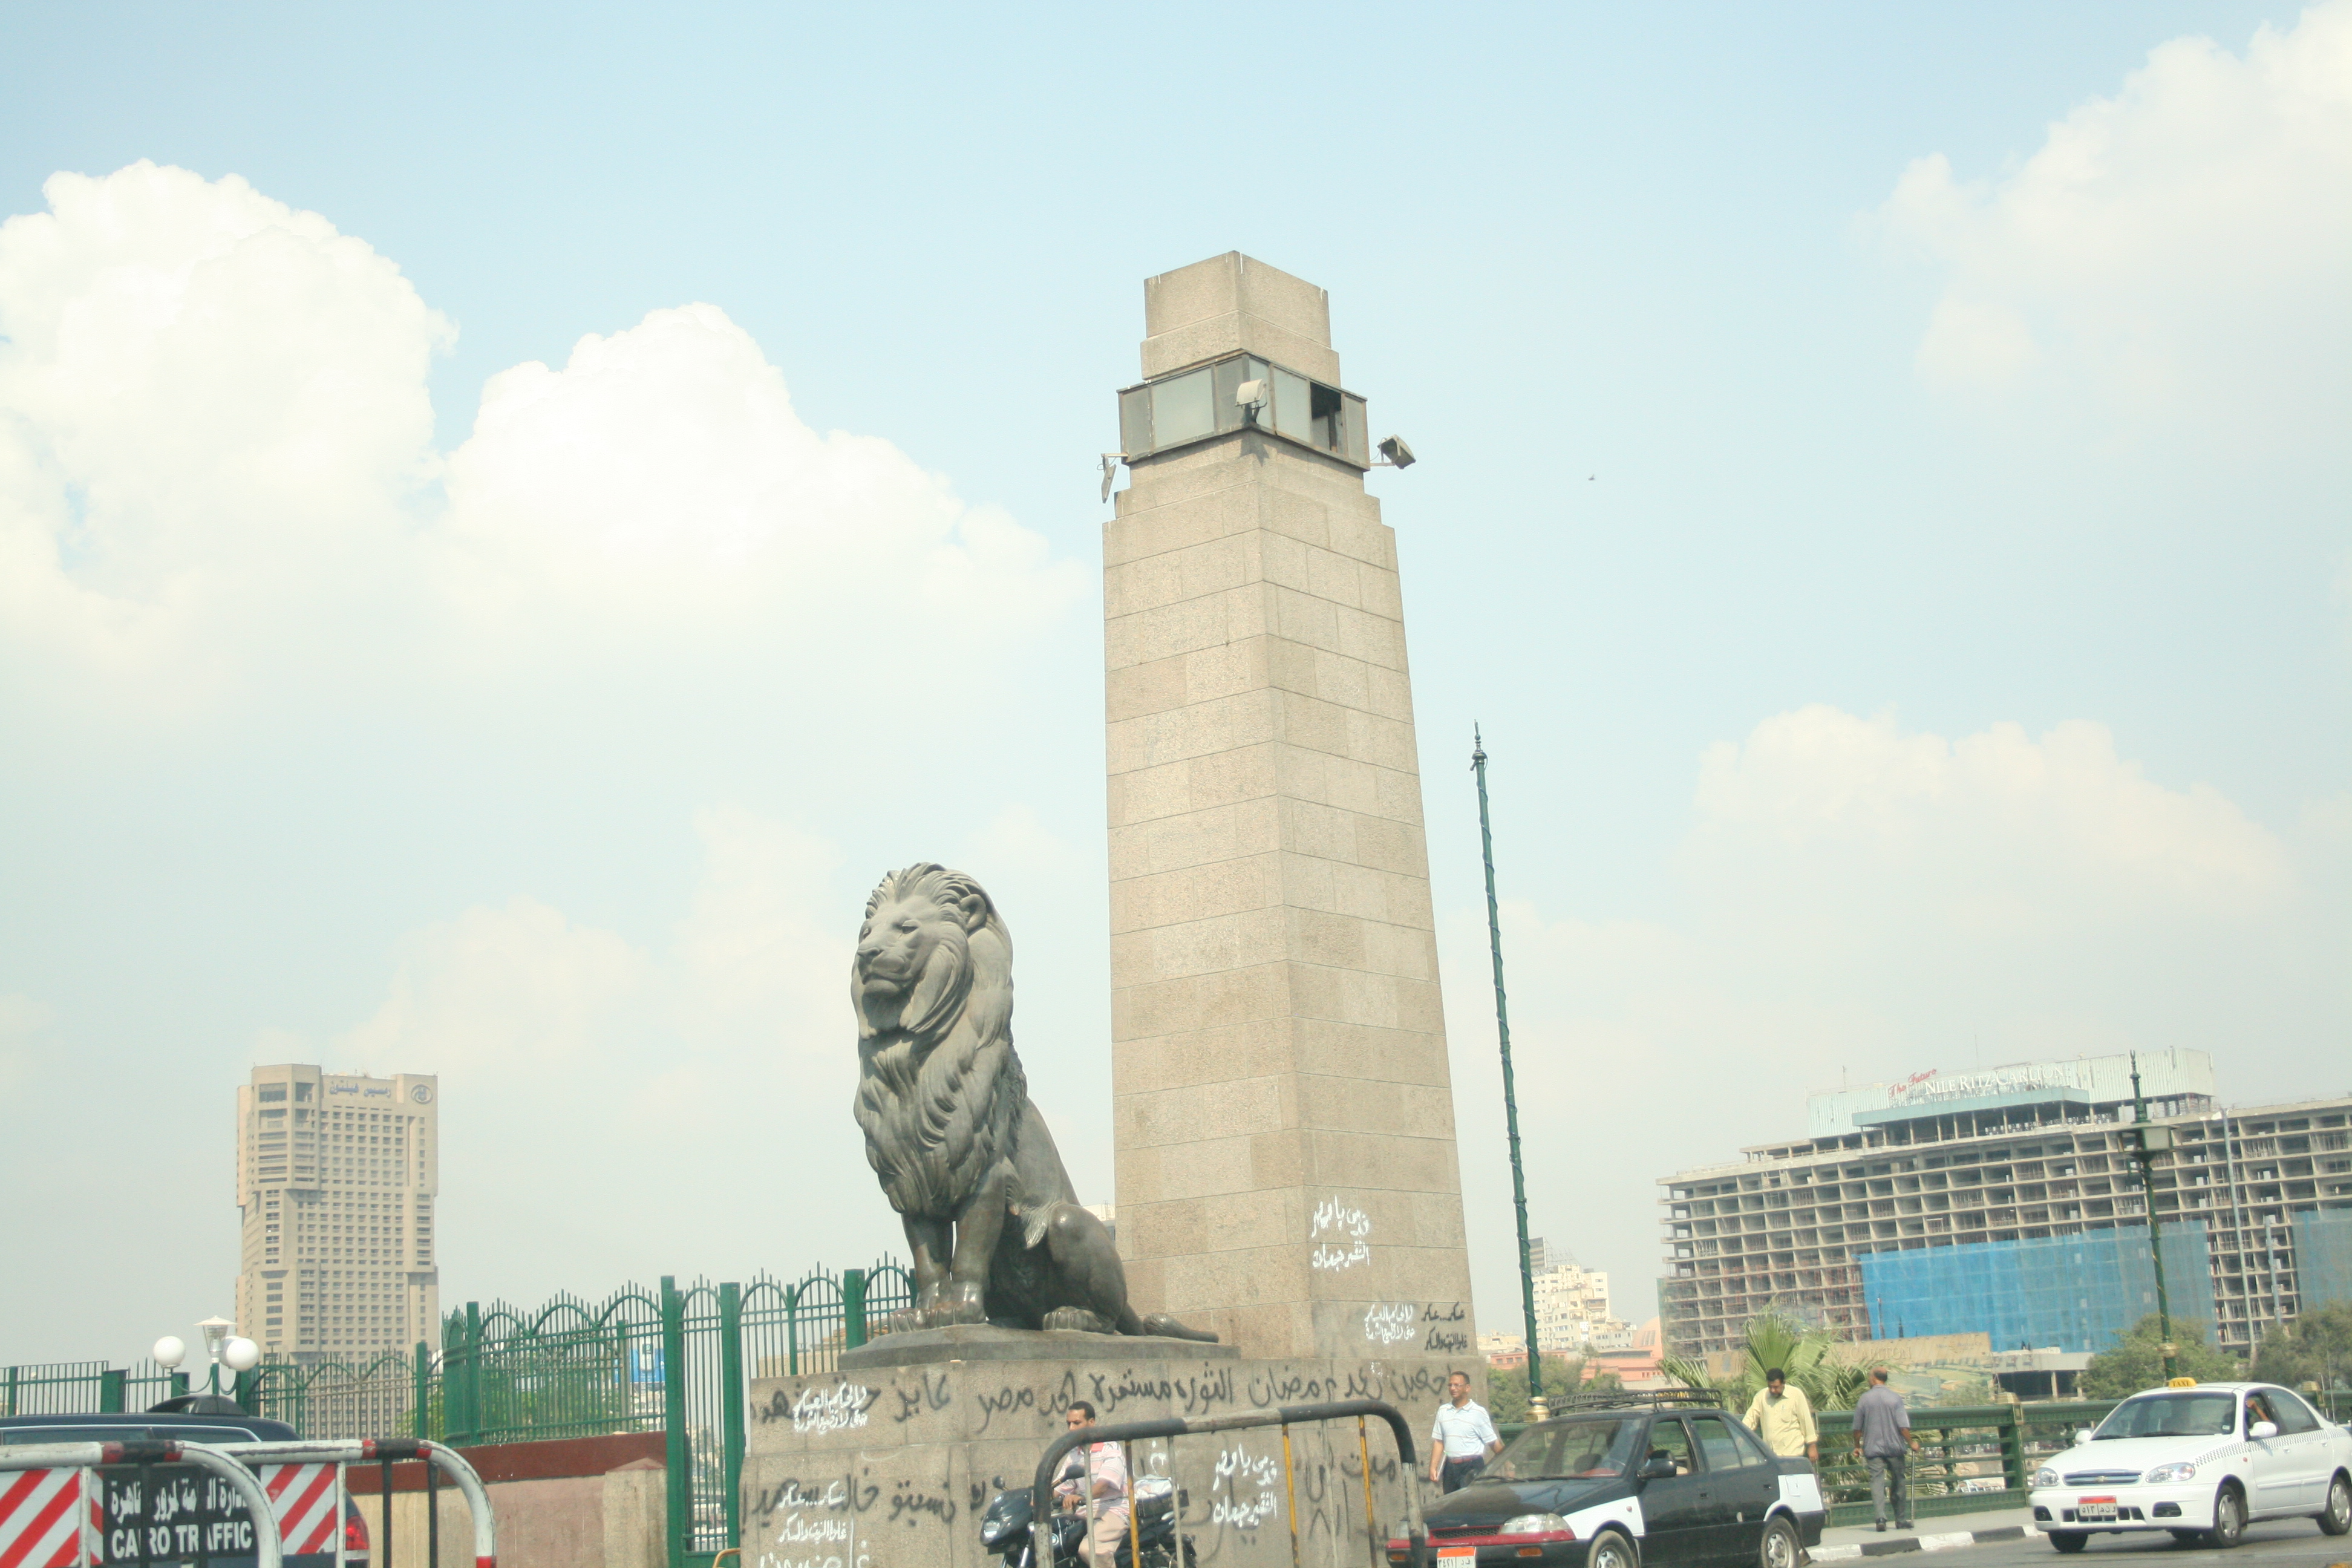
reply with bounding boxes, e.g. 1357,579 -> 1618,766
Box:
1054,1402 -> 1131,1564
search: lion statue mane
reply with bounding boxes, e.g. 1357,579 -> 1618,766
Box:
851,862 -> 1216,1339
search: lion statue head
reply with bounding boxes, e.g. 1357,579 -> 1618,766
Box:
852,862 -> 1008,1048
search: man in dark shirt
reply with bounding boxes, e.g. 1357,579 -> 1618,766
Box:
1850,1368 -> 1920,1532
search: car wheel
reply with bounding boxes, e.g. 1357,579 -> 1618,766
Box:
2048,1530 -> 2087,1553
1758,1516 -> 1799,1568
1589,1526 -> 1638,1568
2319,1473 -> 2351,1537
2207,1483 -> 2245,1549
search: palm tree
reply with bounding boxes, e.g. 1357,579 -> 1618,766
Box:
1662,1307 -> 1867,1414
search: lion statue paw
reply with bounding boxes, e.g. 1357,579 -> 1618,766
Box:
921,1279 -> 989,1328
1041,1307 -> 1116,1333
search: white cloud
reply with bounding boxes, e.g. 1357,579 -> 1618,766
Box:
0,162 -> 1084,718
0,162 -> 1088,1330
320,810 -> 886,1299
1443,707 -> 2327,1331
1875,2 -> 2352,446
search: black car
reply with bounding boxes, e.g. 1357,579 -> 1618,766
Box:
1,1406 -> 370,1568
1391,1393 -> 1827,1568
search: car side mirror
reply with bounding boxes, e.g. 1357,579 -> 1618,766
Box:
2075,1429 -> 2094,1445
2249,1420 -> 2278,1440
1639,1457 -> 1679,1480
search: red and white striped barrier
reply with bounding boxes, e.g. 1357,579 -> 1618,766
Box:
261,1466 -> 342,1558
0,1469 -> 93,1568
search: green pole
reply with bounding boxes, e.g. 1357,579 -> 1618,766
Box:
414,1342 -> 432,1439
2131,1054 -> 2176,1383
659,1277 -> 690,1568
1474,728 -> 1547,1417
843,1270 -> 868,1352
719,1282 -> 746,1553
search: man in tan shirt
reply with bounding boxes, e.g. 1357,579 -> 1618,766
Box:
1743,1368 -> 1819,1463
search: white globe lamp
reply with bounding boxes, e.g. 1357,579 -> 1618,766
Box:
152,1335 -> 187,1370
223,1338 -> 262,1373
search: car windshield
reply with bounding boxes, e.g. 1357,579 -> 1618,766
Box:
1488,1416 -> 1646,1482
2092,1393 -> 2236,1440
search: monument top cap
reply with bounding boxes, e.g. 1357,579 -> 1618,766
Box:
1142,252 -> 1339,384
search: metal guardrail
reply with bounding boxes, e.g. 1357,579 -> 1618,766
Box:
0,1439 -> 285,1568
1030,1397 -> 1426,1568
215,1439 -> 495,1568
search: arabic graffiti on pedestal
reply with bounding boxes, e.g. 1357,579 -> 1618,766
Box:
1210,1443 -> 1282,1530
1362,1302 -> 1417,1345
791,1382 -> 877,1436
1310,1195 -> 1373,1272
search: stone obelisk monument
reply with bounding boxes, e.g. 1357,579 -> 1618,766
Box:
1106,252 -> 1476,1364
737,256 -> 1470,1568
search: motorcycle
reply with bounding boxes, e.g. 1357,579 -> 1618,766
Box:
978,1474 -> 1194,1567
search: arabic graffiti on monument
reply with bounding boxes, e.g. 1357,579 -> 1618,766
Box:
1361,1302 -> 1417,1346
1310,1195 -> 1372,1271
1211,1442 -> 1282,1530
1422,1301 -> 1470,1354
753,1474 -> 876,1568
792,1382 -> 876,1437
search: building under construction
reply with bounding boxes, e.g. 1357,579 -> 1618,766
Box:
1658,1050 -> 2352,1358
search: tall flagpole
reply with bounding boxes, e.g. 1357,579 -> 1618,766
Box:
1474,726 -> 1547,1420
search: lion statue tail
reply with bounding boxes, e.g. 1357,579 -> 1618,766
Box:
1134,1311 -> 1221,1344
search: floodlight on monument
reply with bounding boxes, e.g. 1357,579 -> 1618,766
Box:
223,1337 -> 262,1373
1100,452 -> 1126,503
152,1336 -> 187,1370
1374,435 -> 1416,469
1234,378 -> 1268,417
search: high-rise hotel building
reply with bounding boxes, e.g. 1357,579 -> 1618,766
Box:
235,1065 -> 440,1362
1659,1050 -> 2352,1360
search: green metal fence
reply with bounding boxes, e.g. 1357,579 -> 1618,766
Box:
4,1261 -> 910,1568
1814,1401 -> 2123,1526
2,1359 -> 188,1416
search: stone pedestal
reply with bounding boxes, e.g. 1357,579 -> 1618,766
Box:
742,1332 -> 1448,1568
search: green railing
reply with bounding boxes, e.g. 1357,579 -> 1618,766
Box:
1814,1402 -> 2123,1526
4,1359 -> 188,1416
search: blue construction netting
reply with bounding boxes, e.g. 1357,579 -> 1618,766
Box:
2292,1209 -> 2352,1310
1859,1222 -> 2213,1353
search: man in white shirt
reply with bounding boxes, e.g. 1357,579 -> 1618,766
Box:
1428,1371 -> 1503,1492
1054,1401 -> 1131,1564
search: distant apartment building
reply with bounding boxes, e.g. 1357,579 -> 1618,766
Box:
235,1065 -> 440,1363
1534,1258 -> 1618,1350
1658,1050 -> 2352,1359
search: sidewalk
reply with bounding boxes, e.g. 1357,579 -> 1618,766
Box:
1812,1507 -> 2041,1561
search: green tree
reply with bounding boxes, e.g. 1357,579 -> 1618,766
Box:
2253,1302 -> 2352,1393
2079,1313 -> 2241,1399
1486,1356 -> 1588,1423
1663,1307 -> 1868,1414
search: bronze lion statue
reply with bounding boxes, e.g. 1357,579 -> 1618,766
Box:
851,862 -> 1216,1340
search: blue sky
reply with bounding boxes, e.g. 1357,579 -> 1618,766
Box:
1,2 -> 2344,1363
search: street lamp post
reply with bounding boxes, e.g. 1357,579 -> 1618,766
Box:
2126,1054 -> 2178,1383
160,1320 -> 261,1406
1472,728 -> 1548,1420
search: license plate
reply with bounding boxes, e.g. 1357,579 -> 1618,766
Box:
1438,1550 -> 1478,1563
2077,1503 -> 2117,1521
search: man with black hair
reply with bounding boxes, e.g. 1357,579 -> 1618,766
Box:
1054,1402 -> 1130,1564
1743,1368 -> 1819,1462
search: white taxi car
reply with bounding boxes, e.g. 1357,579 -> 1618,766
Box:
2029,1381 -> 2351,1552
